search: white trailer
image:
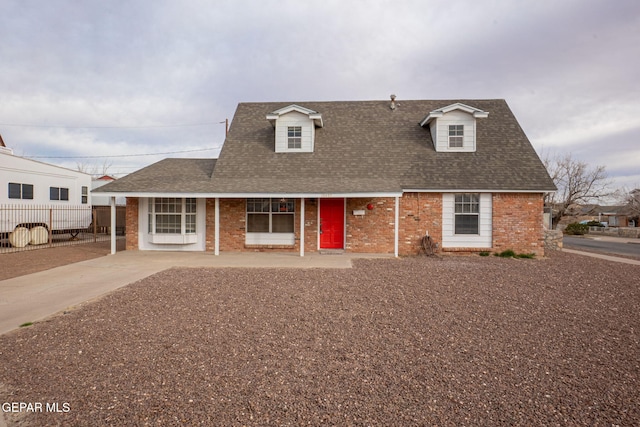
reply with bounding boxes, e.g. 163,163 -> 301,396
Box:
0,147 -> 92,243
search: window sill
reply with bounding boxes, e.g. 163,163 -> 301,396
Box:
442,247 -> 491,253
245,244 -> 296,250
149,234 -> 197,244
246,232 -> 295,246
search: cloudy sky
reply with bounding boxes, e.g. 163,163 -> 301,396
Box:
1,0 -> 638,192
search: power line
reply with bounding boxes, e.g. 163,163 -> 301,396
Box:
25,147 -> 221,159
0,122 -> 224,129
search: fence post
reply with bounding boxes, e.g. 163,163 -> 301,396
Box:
93,208 -> 97,243
48,207 -> 53,247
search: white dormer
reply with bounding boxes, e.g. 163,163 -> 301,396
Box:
420,103 -> 489,152
267,105 -> 323,153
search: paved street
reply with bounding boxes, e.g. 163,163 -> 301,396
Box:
564,235 -> 640,259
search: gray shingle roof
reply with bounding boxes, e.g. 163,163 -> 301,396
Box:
212,99 -> 555,193
95,99 -> 556,195
94,158 -> 215,193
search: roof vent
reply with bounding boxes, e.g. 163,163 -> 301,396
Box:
390,94 -> 397,111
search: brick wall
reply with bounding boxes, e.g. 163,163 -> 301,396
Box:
126,194 -> 545,256
205,199 -> 216,252
398,193 -> 443,255
204,198 -> 321,253
303,199 -> 319,253
218,198 -> 246,251
492,193 -> 545,256
125,197 -> 139,250
345,198 -> 395,253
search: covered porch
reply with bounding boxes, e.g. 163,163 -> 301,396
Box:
103,193 -> 403,257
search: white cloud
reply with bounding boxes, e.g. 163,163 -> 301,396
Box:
1,0 -> 639,185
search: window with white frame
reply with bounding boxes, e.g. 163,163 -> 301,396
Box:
81,186 -> 88,204
448,124 -> 464,148
50,187 -> 69,201
8,183 -> 34,200
454,193 -> 479,234
287,126 -> 302,149
148,198 -> 197,234
247,198 -> 295,233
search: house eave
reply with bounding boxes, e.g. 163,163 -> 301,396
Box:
403,188 -> 554,194
419,102 -> 489,127
266,105 -> 324,128
95,191 -> 403,199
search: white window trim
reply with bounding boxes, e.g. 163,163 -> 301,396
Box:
454,193 -> 480,235
147,198 -> 197,243
442,193 -> 492,248
49,186 -> 70,202
246,198 -> 296,246
448,124 -> 464,148
287,126 -> 302,149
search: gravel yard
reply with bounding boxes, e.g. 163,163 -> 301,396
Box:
1,252 -> 639,426
0,240 -> 125,281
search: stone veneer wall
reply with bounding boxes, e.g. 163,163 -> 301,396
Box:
544,229 -> 563,252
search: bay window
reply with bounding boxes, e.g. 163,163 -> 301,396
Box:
148,198 -> 197,234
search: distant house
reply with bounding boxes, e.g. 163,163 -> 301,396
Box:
91,175 -> 125,206
579,204 -> 637,228
95,98 -> 556,256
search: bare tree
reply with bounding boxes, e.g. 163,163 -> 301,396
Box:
544,153 -> 612,228
622,187 -> 640,217
76,160 -> 113,177
76,162 -> 91,174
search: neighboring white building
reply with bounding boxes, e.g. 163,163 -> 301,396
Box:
0,146 -> 92,234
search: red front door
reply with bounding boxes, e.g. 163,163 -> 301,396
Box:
319,198 -> 345,249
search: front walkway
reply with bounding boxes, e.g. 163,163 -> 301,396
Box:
0,251 -> 394,335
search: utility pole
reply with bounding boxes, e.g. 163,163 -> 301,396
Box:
220,119 -> 228,136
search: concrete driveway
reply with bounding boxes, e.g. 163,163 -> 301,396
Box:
0,251 -> 392,336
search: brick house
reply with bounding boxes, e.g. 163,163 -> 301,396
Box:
95,98 -> 556,256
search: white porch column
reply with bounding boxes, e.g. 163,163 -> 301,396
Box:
300,197 -> 305,257
394,196 -> 399,257
214,197 -> 220,256
110,196 -> 116,255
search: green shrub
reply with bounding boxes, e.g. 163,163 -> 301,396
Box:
492,249 -> 536,259
495,249 -> 516,258
478,251 -> 490,257
515,253 -> 536,259
585,220 -> 604,227
564,222 -> 589,235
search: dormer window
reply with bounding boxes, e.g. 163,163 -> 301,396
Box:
267,105 -> 323,153
288,126 -> 302,149
420,103 -> 488,153
448,125 -> 464,148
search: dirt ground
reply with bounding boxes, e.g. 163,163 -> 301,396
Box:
0,251 -> 638,426
0,240 -> 126,281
